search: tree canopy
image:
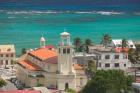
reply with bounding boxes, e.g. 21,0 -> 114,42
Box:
81,70 -> 133,93
73,37 -> 82,52
73,37 -> 93,52
122,39 -> 128,49
100,34 -> 112,48
0,79 -> 7,88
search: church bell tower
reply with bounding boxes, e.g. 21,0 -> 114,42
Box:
57,31 -> 73,74
57,31 -> 76,90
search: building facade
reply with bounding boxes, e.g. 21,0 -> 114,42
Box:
89,46 -> 131,70
0,45 -> 16,68
17,32 -> 87,90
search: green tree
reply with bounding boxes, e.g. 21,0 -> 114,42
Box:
65,88 -> 76,93
122,39 -> 128,49
85,39 -> 93,53
73,37 -> 82,52
128,48 -> 137,64
81,70 -> 133,93
101,34 -> 112,48
21,48 -> 27,55
86,60 -> 96,78
0,79 -> 7,88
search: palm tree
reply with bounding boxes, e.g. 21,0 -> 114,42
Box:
122,39 -> 128,49
100,34 -> 112,48
85,39 -> 93,53
73,37 -> 82,52
85,39 -> 93,46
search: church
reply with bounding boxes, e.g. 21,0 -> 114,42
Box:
16,31 -> 87,90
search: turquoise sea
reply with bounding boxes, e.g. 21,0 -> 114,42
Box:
0,10 -> 140,55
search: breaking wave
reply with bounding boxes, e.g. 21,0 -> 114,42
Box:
4,10 -> 125,15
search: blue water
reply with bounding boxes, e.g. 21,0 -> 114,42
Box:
0,10 -> 140,55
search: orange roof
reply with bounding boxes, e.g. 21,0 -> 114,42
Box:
73,64 -> 83,70
115,47 -> 129,53
18,60 -> 42,71
29,48 -> 57,60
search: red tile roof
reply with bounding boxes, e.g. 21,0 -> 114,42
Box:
45,45 -> 54,49
29,48 -> 57,61
18,60 -> 42,71
0,90 -> 40,93
73,64 -> 83,70
115,47 -> 129,53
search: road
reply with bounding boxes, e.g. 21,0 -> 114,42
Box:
1,80 -> 17,91
0,67 -> 17,90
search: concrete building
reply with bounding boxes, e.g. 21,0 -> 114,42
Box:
17,32 -> 87,91
89,46 -> 131,71
0,45 -> 16,68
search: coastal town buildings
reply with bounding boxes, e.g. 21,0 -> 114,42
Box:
88,45 -> 131,70
0,45 -> 16,68
110,39 -> 136,49
16,32 -> 87,90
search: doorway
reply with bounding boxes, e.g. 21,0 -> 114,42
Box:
65,83 -> 69,89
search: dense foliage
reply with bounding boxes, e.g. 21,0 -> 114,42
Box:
73,37 -> 93,52
86,60 -> 96,78
65,88 -> 76,93
100,34 -> 112,48
128,44 -> 140,63
0,79 -> 7,88
81,70 -> 133,93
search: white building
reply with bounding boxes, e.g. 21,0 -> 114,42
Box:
111,39 -> 136,49
0,45 -> 16,68
89,46 -> 131,71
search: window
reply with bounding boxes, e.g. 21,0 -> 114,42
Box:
105,55 -> 110,59
11,54 -> 14,57
7,48 -> 11,51
6,60 -> 8,65
114,63 -> 119,67
114,55 -> 119,59
124,64 -> 126,67
98,56 -> 101,60
105,63 -> 110,67
0,60 -> 3,65
130,45 -> 133,47
67,48 -> 70,54
0,54 -> 3,57
98,63 -> 101,67
123,54 -> 127,59
63,49 -> 66,54
11,60 -> 14,65
6,54 -> 9,57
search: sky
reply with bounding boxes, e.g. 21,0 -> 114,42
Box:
0,0 -> 139,11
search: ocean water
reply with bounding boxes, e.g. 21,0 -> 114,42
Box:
0,10 -> 140,55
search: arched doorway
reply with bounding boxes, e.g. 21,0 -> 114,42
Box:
65,83 -> 69,89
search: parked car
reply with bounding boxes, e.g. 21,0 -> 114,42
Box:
14,80 -> 20,85
17,85 -> 24,90
17,84 -> 24,90
11,78 -> 17,83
